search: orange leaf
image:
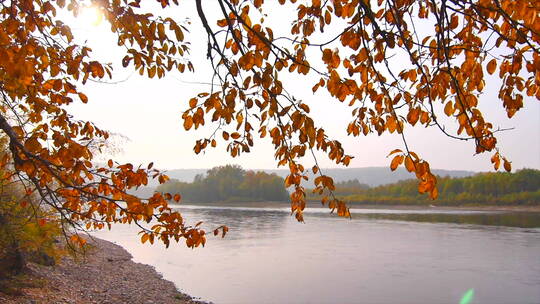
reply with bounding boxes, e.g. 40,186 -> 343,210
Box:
222,226 -> 228,238
429,187 -> 438,200
404,156 -> 415,172
390,155 -> 404,171
387,148 -> 402,157
78,92 -> 88,103
487,59 -> 497,75
183,116 -> 193,130
491,153 -> 500,170
444,101 -> 454,116
503,159 -> 511,172
189,98 -> 197,108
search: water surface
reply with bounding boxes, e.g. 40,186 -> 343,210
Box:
94,207 -> 540,304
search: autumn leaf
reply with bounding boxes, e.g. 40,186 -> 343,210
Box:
404,156 -> 415,172
503,159 -> 512,172
387,149 -> 402,157
444,102 -> 454,117
486,59 -> 497,75
183,116 -> 193,130
390,155 -> 404,171
78,92 -> 89,103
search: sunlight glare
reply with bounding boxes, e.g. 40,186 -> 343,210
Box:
459,288 -> 475,304
79,6 -> 103,27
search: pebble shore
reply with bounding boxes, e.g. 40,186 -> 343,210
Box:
0,237 -> 206,304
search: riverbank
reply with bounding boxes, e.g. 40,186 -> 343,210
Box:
174,201 -> 540,212
0,237 -> 205,304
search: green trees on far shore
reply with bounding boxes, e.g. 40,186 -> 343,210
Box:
157,167 -> 540,206
156,165 -> 289,203
308,169 -> 540,206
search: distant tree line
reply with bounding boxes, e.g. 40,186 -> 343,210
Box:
307,169 -> 540,206
156,165 -> 289,203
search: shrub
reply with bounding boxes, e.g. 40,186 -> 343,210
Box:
0,171 -> 63,279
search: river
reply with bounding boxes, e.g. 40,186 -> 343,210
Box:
93,206 -> 540,304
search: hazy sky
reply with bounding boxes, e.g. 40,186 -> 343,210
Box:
65,2 -> 539,172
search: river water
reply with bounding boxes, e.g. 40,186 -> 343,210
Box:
93,207 -> 540,304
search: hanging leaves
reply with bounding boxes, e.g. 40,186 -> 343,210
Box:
0,0 -> 213,249
0,0 -> 537,248
187,0 -> 538,215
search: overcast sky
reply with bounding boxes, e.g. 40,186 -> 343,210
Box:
65,2 -> 540,172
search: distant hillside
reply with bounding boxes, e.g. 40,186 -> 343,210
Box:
162,167 -> 475,187
161,169 -> 208,183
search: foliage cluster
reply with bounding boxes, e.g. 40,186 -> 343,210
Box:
0,0 -> 538,246
157,165 -> 289,203
184,0 -> 539,222
307,169 -> 540,206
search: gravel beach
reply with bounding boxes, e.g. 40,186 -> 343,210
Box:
0,237 -> 206,304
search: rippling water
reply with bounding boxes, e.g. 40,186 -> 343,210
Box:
94,207 -> 540,304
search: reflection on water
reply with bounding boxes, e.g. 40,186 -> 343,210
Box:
177,205 -> 540,228
352,211 -> 540,228
94,207 -> 540,304
183,208 -> 289,240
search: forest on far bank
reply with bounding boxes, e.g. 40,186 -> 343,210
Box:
156,166 -> 540,206
156,165 -> 289,203
306,169 -> 540,206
